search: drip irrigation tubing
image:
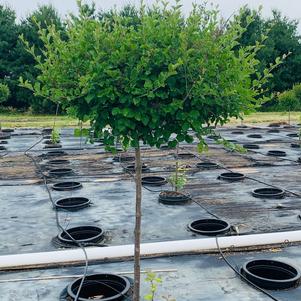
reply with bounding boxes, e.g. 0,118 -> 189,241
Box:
215,237 -> 281,301
23,136 -> 89,301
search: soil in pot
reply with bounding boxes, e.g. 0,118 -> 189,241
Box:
218,172 -> 245,181
267,150 -> 287,157
49,168 -> 73,177
47,159 -> 70,165
174,153 -> 195,159
268,123 -> 281,128
0,134 -> 10,140
1,128 -> 14,133
45,150 -> 66,157
243,144 -> 260,150
247,134 -> 263,139
142,176 -> 167,186
241,259 -> 301,290
231,131 -> 244,135
188,219 -> 230,236
267,129 -> 280,133
124,164 -> 149,173
252,187 -> 285,198
58,226 -> 104,246
66,273 -> 131,301
0,145 -> 6,151
237,125 -> 248,129
291,143 -> 301,148
159,191 -> 190,205
52,181 -> 82,191
55,197 -> 91,211
0,140 -> 8,145
196,162 -> 218,169
113,155 -> 135,162
287,133 -> 299,138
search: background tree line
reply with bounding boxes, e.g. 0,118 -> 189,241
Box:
0,3 -> 301,113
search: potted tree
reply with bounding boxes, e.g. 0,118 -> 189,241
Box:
21,1 -> 281,300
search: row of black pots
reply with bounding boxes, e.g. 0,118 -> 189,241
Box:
63,258 -> 301,301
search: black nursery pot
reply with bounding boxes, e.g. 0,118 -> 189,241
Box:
218,172 -> 245,181
252,187 -> 285,199
52,181 -> 82,191
142,176 -> 167,186
0,140 -> 8,145
66,274 -> 131,301
124,164 -> 149,173
58,226 -> 104,245
47,159 -> 70,165
0,145 -> 6,151
241,259 -> 301,290
48,168 -> 73,177
174,153 -> 195,159
291,143 -> 301,149
44,144 -> 62,149
55,197 -> 91,211
267,150 -> 287,157
196,162 -> 218,169
231,131 -> 244,135
188,219 -> 230,236
247,134 -> 263,139
45,150 -> 66,157
243,144 -> 260,150
159,191 -> 190,205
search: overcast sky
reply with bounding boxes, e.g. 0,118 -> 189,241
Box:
1,0 -> 301,30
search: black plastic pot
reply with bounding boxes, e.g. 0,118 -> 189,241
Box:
207,135 -> 220,140
124,164 -> 149,173
45,150 -> 66,157
196,162 -> 218,169
188,219 -> 230,236
243,144 -> 260,150
55,197 -> 91,211
49,168 -> 73,177
226,139 -> 238,143
66,274 -> 131,301
267,150 -> 287,157
44,144 -> 62,149
237,125 -> 248,129
231,131 -> 244,135
47,159 -> 70,165
252,187 -> 285,198
241,259 -> 301,290
247,134 -> 262,139
52,181 -> 82,191
266,139 -> 283,143
0,145 -> 6,151
159,191 -> 190,205
267,129 -> 280,133
0,140 -> 8,145
142,176 -> 167,186
291,143 -> 301,148
0,134 -> 11,140
42,128 -> 52,135
58,226 -> 104,245
218,172 -> 245,181
113,155 -> 135,162
287,133 -> 299,138
174,153 -> 195,159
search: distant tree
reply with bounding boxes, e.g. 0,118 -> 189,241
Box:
0,83 -> 9,103
0,5 -> 20,107
15,5 -> 65,113
237,8 -> 301,109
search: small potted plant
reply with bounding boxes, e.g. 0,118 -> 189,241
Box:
159,156 -> 189,204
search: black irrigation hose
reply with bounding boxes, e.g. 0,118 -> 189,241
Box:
215,237 -> 281,301
24,137 -> 89,301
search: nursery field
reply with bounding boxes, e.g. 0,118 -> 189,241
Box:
0,123 -> 301,300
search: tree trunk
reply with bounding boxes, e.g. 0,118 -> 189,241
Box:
133,145 -> 142,301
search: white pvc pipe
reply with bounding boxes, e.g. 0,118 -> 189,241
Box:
1,230 -> 300,271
